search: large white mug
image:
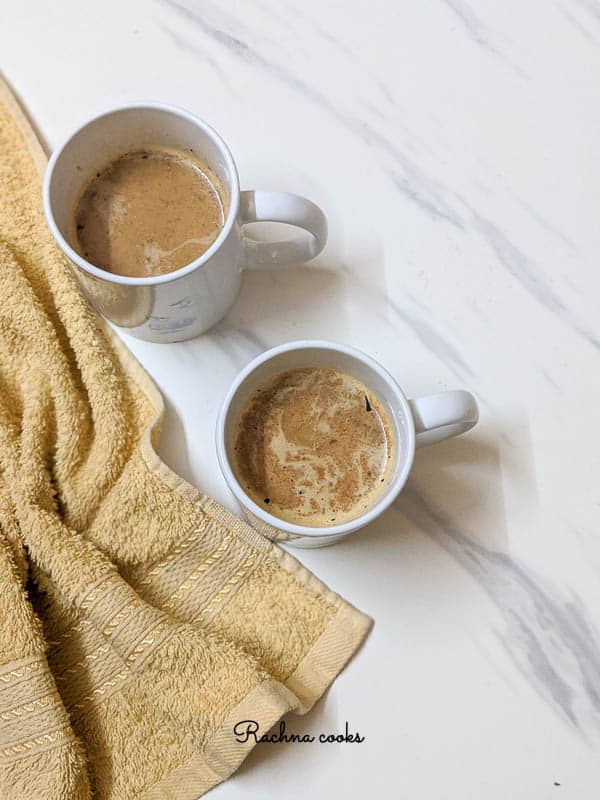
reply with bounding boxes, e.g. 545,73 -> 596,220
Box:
216,340 -> 479,548
42,104 -> 327,343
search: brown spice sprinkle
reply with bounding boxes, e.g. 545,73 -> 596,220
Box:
232,368 -> 394,527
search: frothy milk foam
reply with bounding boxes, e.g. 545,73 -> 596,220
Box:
232,367 -> 394,527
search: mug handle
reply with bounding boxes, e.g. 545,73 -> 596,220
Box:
408,390 -> 479,447
239,190 -> 327,269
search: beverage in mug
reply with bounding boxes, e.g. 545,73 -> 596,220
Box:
43,104 -> 328,342
232,367 -> 395,527
73,148 -> 226,278
216,341 -> 479,547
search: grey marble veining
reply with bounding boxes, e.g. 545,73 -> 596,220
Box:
398,487 -> 600,735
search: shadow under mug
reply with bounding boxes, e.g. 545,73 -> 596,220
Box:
42,103 -> 328,343
216,340 -> 479,548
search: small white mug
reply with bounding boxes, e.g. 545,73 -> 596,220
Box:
42,104 -> 327,343
216,340 -> 479,548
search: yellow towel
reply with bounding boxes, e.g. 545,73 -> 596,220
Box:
0,79 -> 371,800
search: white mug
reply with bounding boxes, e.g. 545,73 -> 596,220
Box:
42,104 -> 327,343
216,340 -> 479,547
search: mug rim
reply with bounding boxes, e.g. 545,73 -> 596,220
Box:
215,339 -> 417,538
42,102 -> 241,287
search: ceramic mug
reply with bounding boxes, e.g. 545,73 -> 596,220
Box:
42,104 -> 327,343
216,340 -> 479,548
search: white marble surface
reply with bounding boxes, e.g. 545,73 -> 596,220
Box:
3,1 -> 600,797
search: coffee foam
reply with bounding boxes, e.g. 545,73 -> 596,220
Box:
232,368 -> 394,527
72,147 -> 226,278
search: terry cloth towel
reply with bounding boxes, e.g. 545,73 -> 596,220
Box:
0,79 -> 372,800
